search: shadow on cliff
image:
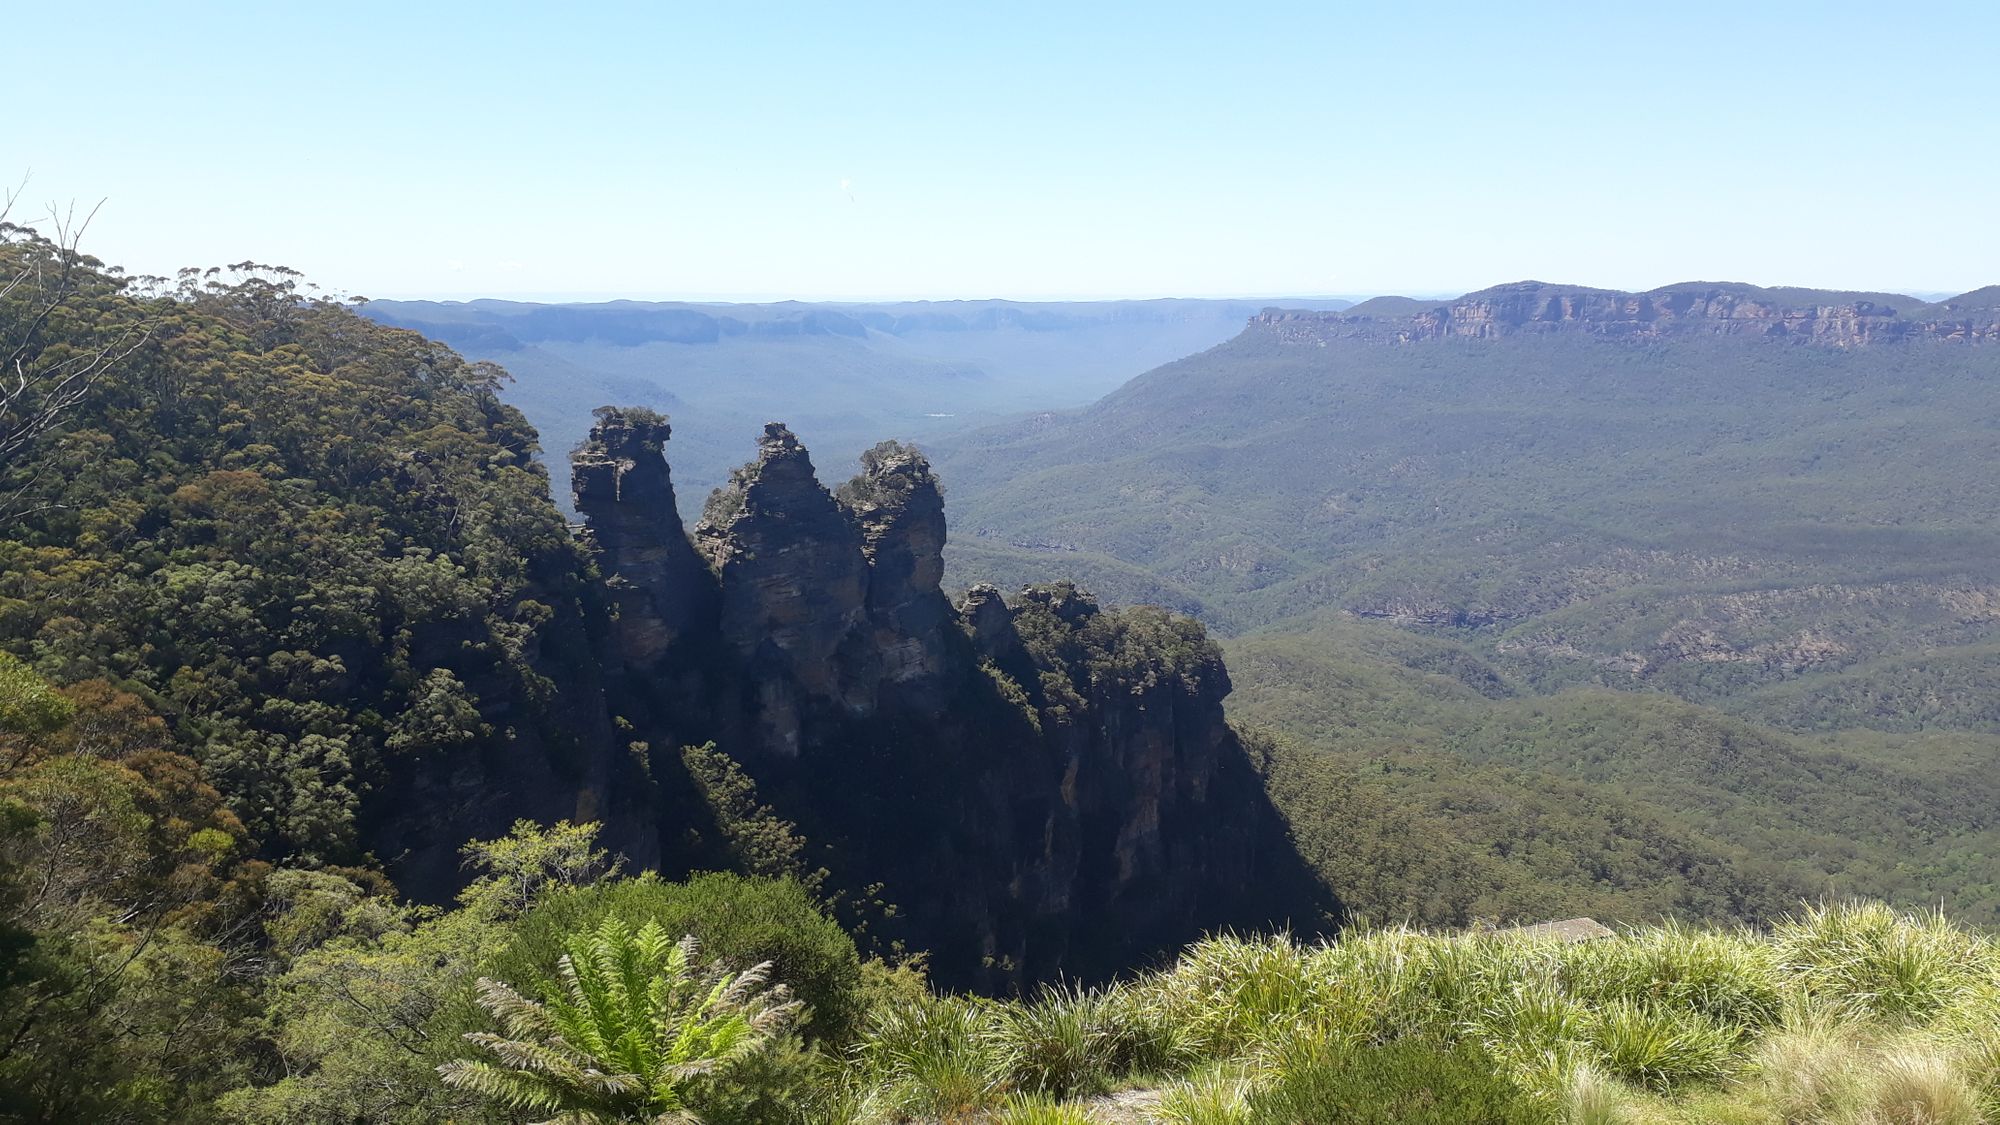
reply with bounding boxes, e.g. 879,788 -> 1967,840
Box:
549,409 -> 1338,991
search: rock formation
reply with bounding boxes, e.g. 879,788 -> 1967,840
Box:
570,415 -> 1333,988
571,408 -> 717,665
847,441 -> 955,710
1256,281 -> 2000,347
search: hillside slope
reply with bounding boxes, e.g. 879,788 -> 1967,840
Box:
936,281 -> 2000,734
0,241 -> 1330,991
1226,611 -> 2000,929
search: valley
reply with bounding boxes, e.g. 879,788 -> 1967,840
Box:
359,296 -> 1351,516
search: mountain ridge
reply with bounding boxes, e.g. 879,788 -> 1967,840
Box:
1258,280 -> 2000,346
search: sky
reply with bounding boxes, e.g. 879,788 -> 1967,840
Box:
7,1 -> 1997,302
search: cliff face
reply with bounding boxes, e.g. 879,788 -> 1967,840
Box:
571,409 -> 717,665
1256,281 -> 2000,347
572,411 -> 1331,987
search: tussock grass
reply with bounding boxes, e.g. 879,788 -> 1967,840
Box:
1864,1044 -> 1981,1125
987,1092 -> 1098,1124
991,984 -> 1115,1099
1155,1065 -> 1254,1125
840,901 -> 2000,1124
1774,903 -> 1984,1024
859,995 -> 1006,1118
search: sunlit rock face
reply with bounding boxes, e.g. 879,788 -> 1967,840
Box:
571,408 -> 716,665
1254,281 -> 2000,346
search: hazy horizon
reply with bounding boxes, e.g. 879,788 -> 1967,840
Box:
11,2 -> 1995,303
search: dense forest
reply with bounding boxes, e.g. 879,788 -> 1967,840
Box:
936,284 -> 2000,934
9,225 -> 2000,1120
0,221 -> 1328,1118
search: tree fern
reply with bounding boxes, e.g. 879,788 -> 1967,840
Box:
439,919 -> 799,1123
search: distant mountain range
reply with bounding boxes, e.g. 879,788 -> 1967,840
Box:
935,279 -> 2000,636
1268,280 -> 2000,345
357,296 -> 1352,514
932,277 -> 2000,728
926,279 -> 2000,929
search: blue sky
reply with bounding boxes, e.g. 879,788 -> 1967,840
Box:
8,2 -> 1995,301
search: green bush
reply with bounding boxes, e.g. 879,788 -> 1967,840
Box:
439,921 -> 798,1122
487,872 -> 863,1043
1774,901 -> 1987,1023
993,984 -> 1115,1098
1246,1038 -> 1542,1124
1584,997 -> 1740,1091
861,994 -> 1006,1118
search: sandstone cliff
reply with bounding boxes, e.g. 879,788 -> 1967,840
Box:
572,407 -> 718,665
1257,281 -> 2000,347
572,410 -> 1331,987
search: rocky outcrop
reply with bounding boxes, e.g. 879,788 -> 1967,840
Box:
845,441 -> 955,709
571,416 -> 1333,988
964,584 -> 1292,967
693,424 -> 872,753
571,408 -> 717,665
1255,281 -> 2000,347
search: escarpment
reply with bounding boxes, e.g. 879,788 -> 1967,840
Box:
574,409 -> 1334,988
1256,281 -> 2000,346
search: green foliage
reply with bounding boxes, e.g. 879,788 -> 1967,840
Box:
1237,610 -> 2000,932
0,680 -> 261,1123
859,993 -> 1007,1118
0,652 -> 72,739
220,819 -> 621,1124
1157,1068 -> 1255,1125
440,920 -> 798,1123
1584,998 -> 1742,1090
989,1092 -> 1098,1124
492,871 -> 864,1044
991,984 -> 1116,1098
1245,1038 -> 1540,1124
456,817 -> 617,920
1773,901 -> 1985,1022
679,742 -> 818,887
0,244 -> 592,863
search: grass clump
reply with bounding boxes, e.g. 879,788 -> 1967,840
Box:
992,984 -> 1116,1098
1861,1044 -> 1982,1125
1774,902 -> 1983,1024
988,1092 -> 1098,1124
1586,997 -> 1742,1091
859,994 -> 1006,1119
1245,1037 -> 1540,1124
1156,1065 -> 1255,1125
815,900 -> 2000,1123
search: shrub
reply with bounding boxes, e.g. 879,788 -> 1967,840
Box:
489,872 -> 863,1042
439,921 -> 797,1122
1584,997 -> 1740,1091
1244,1038 -> 1541,1124
862,994 -> 1006,1118
993,984 -> 1114,1098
